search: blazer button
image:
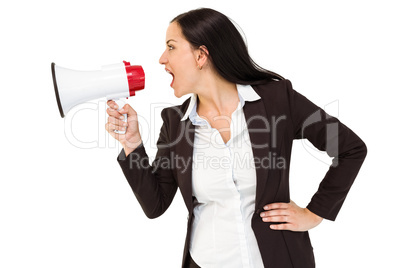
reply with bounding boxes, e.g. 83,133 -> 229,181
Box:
255,208 -> 263,215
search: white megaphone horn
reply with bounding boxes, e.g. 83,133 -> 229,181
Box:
51,61 -> 145,134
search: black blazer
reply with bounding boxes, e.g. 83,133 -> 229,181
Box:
117,79 -> 367,268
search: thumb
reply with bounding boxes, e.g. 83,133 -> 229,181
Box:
119,104 -> 137,117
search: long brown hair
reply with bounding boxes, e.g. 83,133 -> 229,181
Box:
171,8 -> 284,85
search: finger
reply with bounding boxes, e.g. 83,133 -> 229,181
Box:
105,122 -> 117,133
108,116 -> 128,127
107,100 -> 119,109
107,108 -> 126,120
105,124 -> 126,141
262,216 -> 289,223
260,209 -> 290,218
105,122 -> 127,133
106,124 -> 118,139
270,223 -> 293,231
264,202 -> 289,210
119,104 -> 137,117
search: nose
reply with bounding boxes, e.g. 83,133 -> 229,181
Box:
159,49 -> 168,65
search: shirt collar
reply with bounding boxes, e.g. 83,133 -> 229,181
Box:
180,84 -> 261,122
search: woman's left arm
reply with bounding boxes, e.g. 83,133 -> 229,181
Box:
260,79 -> 367,231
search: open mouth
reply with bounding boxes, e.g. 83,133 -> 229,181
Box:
165,68 -> 174,87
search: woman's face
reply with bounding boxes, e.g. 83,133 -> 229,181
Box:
159,22 -> 201,98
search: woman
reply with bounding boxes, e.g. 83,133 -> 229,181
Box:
106,8 -> 367,268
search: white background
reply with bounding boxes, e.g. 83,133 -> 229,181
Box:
1,0 -> 400,267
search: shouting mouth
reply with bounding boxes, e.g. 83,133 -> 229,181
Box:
165,68 -> 174,87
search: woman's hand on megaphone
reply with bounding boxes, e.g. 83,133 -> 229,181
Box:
106,100 -> 142,156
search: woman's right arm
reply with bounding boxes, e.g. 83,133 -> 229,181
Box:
106,101 -> 178,219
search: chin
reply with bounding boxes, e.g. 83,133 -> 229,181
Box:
172,84 -> 191,98
172,85 -> 184,98
172,87 -> 181,98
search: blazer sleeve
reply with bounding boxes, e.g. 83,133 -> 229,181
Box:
116,108 -> 178,219
285,79 -> 367,221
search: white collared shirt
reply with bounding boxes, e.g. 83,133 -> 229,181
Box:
182,84 -> 265,268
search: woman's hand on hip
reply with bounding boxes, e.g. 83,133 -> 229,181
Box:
105,100 -> 142,155
260,200 -> 323,232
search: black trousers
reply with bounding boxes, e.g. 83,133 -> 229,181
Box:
184,251 -> 201,268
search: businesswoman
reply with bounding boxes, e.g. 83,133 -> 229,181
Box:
106,8 -> 367,268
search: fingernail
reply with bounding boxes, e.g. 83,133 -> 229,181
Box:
260,213 -> 265,217
119,109 -> 124,113
264,206 -> 268,210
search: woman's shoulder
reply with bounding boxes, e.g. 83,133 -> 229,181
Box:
252,79 -> 293,99
252,78 -> 291,91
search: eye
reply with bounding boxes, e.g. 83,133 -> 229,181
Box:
168,45 -> 174,50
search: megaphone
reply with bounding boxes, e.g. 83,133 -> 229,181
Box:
51,61 -> 145,134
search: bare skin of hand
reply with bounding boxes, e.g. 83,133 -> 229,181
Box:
105,100 -> 142,156
260,200 -> 323,232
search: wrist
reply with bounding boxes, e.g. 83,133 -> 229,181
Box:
305,208 -> 323,223
122,135 -> 142,156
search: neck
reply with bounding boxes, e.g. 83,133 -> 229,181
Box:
195,72 -> 239,116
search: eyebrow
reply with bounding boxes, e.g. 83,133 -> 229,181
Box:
166,39 -> 177,44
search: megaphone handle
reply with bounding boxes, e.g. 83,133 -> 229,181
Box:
114,99 -> 127,134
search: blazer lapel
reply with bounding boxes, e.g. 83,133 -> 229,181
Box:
243,98 -> 272,209
243,96 -> 282,211
175,119 -> 195,212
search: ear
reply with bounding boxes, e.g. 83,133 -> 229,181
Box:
195,45 -> 209,68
